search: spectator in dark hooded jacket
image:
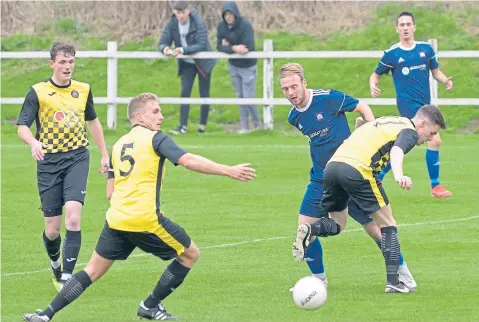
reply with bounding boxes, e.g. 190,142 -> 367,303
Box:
159,1 -> 216,134
217,1 -> 260,133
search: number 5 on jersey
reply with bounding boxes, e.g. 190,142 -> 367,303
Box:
120,143 -> 135,177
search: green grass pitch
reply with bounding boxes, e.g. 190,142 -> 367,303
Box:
1,131 -> 478,322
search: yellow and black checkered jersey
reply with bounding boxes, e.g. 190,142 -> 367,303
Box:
17,78 -> 97,154
330,116 -> 419,175
106,125 -> 187,232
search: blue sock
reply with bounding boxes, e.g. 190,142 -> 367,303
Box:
375,240 -> 404,265
426,149 -> 440,188
305,238 -> 325,274
377,163 -> 392,181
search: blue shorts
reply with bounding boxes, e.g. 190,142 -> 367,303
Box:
299,181 -> 373,225
397,98 -> 425,119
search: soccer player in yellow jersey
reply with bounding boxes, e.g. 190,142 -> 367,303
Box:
17,42 -> 109,291
23,93 -> 256,322
292,105 -> 446,294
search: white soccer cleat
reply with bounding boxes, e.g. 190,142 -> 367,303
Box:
398,263 -> 417,292
292,224 -> 312,263
385,282 -> 410,293
23,310 -> 50,322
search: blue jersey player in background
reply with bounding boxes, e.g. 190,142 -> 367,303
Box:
369,11 -> 453,199
280,63 -> 416,290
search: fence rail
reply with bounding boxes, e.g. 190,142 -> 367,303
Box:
1,39 -> 478,129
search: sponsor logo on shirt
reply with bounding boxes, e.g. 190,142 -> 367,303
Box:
402,64 -> 427,75
53,110 -> 79,128
410,64 -> 427,71
308,128 -> 329,141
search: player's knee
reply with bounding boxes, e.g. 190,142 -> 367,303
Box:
188,244 -> 200,262
65,214 -> 81,230
65,202 -> 82,230
179,243 -> 200,266
44,215 -> 62,239
190,246 -> 200,263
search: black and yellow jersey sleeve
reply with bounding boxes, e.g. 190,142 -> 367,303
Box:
394,128 -> 419,154
152,132 -> 187,165
84,89 -> 97,121
17,88 -> 40,127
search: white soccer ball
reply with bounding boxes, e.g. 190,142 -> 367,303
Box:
292,276 -> 327,310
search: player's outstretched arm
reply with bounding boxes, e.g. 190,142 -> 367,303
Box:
390,146 -> 412,190
369,72 -> 382,97
177,153 -> 256,182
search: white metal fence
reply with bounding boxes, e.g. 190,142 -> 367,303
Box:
1,39 -> 478,130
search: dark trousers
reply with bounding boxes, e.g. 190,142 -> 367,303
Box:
180,63 -> 212,127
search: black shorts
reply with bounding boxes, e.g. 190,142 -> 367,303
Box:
37,147 -> 90,217
321,161 -> 389,215
95,216 -> 192,261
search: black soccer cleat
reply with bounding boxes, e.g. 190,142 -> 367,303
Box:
137,301 -> 179,320
51,264 -> 62,282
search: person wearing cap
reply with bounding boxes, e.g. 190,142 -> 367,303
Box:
217,1 -> 260,134
158,1 -> 216,135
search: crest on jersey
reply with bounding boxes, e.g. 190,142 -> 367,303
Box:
420,52 -> 425,58
71,90 -> 79,98
401,67 -> 410,75
316,113 -> 324,121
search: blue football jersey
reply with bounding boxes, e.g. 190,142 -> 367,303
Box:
288,88 -> 359,182
375,41 -> 439,111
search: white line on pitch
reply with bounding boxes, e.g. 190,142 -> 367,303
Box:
3,215 -> 478,277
